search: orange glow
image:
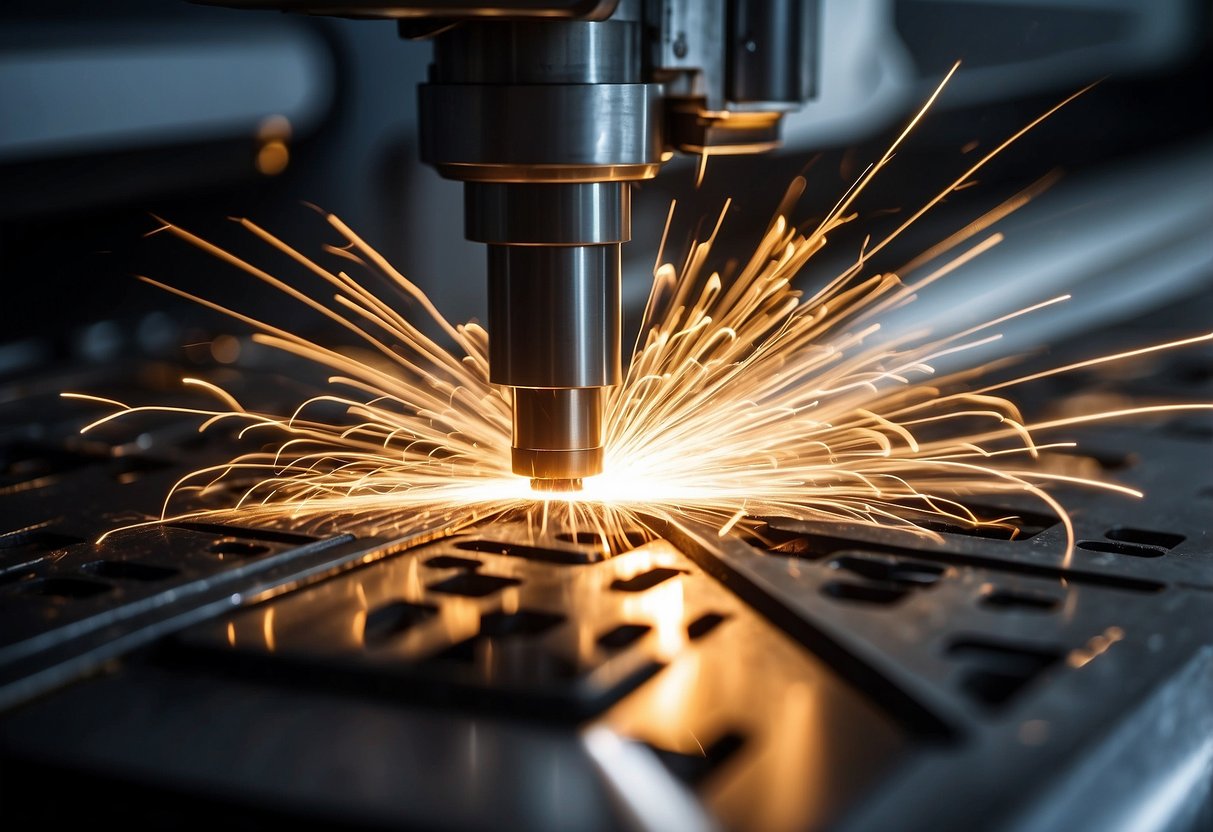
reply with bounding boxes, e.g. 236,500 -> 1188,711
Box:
255,141 -> 289,176
255,115 -> 292,176
1067,625 -> 1126,669
262,607 -> 276,652
209,334 -> 241,364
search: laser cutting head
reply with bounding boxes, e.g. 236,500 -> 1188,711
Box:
198,0 -> 817,489
419,11 -> 651,489
424,1 -> 815,490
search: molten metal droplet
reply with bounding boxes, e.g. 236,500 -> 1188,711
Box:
531,477 -> 583,493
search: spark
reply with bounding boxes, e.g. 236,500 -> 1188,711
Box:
68,68 -> 1211,563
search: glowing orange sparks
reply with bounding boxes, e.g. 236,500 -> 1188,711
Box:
64,68 -> 1212,565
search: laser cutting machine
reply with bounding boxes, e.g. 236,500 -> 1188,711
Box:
202,0 -> 818,490
1,1 -> 1212,829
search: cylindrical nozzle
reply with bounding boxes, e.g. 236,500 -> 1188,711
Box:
511,388 -> 604,480
486,244 -> 622,388
476,186 -> 625,484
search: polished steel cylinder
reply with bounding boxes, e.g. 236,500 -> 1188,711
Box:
419,17 -> 661,184
479,184 -> 625,480
419,83 -> 662,183
433,19 -> 637,84
727,0 -> 814,107
488,243 -> 622,389
511,388 -> 605,480
466,182 -> 630,245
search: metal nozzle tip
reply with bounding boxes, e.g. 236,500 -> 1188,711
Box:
530,477 -> 583,493
512,446 -> 603,481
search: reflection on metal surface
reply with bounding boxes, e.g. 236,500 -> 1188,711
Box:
583,726 -> 721,832
178,528 -> 910,829
1067,625 -> 1125,669
259,606 -> 275,651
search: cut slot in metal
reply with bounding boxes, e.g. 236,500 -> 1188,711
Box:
82,560 -> 179,583
821,580 -> 909,606
0,529 -> 84,553
686,612 -> 728,640
915,519 -> 1024,541
648,732 -> 746,787
829,554 -> 946,587
363,601 -> 437,647
979,587 -> 1060,613
477,609 -> 565,638
427,572 -> 522,598
425,610 -> 570,676
423,555 -> 483,571
23,576 -> 114,600
597,623 -> 651,650
455,538 -> 603,565
748,523 -> 1166,593
167,521 -> 317,545
428,640 -> 579,682
610,568 -> 683,593
554,530 -> 649,552
740,525 -> 833,560
890,501 -> 1058,540
1077,540 -> 1166,558
1105,527 -> 1185,550
947,637 -> 1062,710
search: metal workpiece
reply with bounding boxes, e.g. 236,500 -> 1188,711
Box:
49,529 -> 910,831
465,182 -> 630,245
2,291 -> 1213,829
